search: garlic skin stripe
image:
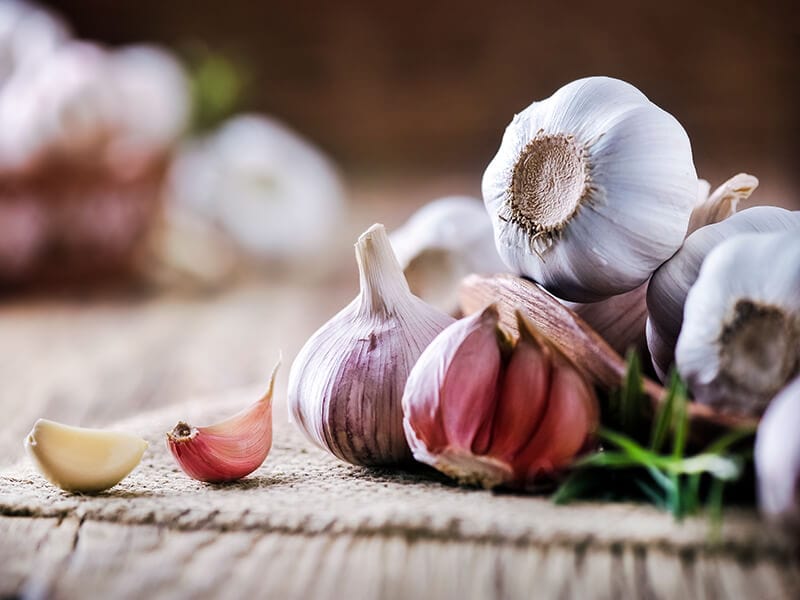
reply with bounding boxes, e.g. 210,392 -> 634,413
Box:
288,223 -> 455,466
167,362 -> 278,483
24,419 -> 147,493
647,206 -> 800,382
676,232 -> 800,416
403,305 -> 598,489
755,375 -> 800,529
390,196 -> 506,314
482,76 -> 697,302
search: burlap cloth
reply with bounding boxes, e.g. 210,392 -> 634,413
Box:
0,386 -> 795,558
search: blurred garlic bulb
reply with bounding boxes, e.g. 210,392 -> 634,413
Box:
390,196 -> 506,313
403,306 -> 598,489
0,0 -> 69,85
676,232 -> 800,416
755,375 -> 800,529
0,40 -> 189,172
482,76 -> 697,302
288,224 -> 454,466
647,206 -> 800,381
169,114 -> 345,264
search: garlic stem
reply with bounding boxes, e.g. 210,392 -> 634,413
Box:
356,223 -> 412,317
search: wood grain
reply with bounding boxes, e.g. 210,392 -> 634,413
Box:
459,273 -> 759,438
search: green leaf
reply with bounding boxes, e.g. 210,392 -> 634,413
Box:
650,370 -> 681,452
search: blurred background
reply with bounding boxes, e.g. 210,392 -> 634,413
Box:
0,0 -> 797,460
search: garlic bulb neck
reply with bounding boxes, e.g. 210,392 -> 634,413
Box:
718,300 -> 800,399
355,223 -> 411,317
509,133 -> 590,245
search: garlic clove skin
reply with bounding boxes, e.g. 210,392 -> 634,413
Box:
390,196 -> 507,314
167,363 -> 277,483
482,76 -> 697,302
675,232 -> 800,416
687,173 -> 758,235
647,206 -> 800,382
288,224 -> 455,466
560,282 -> 649,357
755,375 -> 800,529
24,419 -> 147,493
402,306 -> 598,489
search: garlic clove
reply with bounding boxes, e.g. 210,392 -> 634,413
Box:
755,375 -> 800,529
167,363 -> 277,483
24,419 -> 147,493
687,173 -> 758,235
288,224 -> 455,466
675,232 -> 800,415
647,206 -> 800,382
390,196 -> 507,314
483,76 -> 697,302
402,305 -> 598,489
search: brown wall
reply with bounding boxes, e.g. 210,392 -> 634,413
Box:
47,0 -> 798,196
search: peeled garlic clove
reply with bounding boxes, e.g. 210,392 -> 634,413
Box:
24,419 -> 147,493
403,306 -> 598,489
755,375 -> 800,529
288,224 -> 455,466
675,232 -> 800,416
687,173 -> 758,235
560,282 -> 649,356
167,363 -> 277,483
647,206 -> 800,381
482,76 -> 697,302
390,196 -> 506,313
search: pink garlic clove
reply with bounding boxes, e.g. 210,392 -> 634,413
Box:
403,306 -> 598,490
166,363 -> 277,483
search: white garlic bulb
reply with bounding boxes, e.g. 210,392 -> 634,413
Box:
755,375 -> 800,529
647,206 -> 800,381
390,196 -> 506,313
169,114 -> 345,265
288,224 -> 455,466
482,76 -> 697,302
675,231 -> 800,416
0,0 -> 69,85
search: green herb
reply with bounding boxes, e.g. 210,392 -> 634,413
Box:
553,355 -> 755,520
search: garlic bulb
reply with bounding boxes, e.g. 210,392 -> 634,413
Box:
565,173 -> 760,357
647,206 -> 800,381
168,114 -> 345,265
482,76 -> 697,302
0,0 -> 69,85
288,224 -> 455,466
755,375 -> 800,529
390,196 -> 506,313
675,232 -> 800,416
403,306 -> 598,489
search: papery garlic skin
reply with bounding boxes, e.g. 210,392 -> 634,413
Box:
168,114 -> 345,265
167,364 -> 277,483
676,232 -> 800,416
482,76 -> 697,302
647,207 -> 800,381
403,306 -> 598,489
560,282 -> 648,356
755,375 -> 800,529
288,224 -> 455,466
390,196 -> 506,313
687,173 -> 758,235
24,419 -> 147,493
